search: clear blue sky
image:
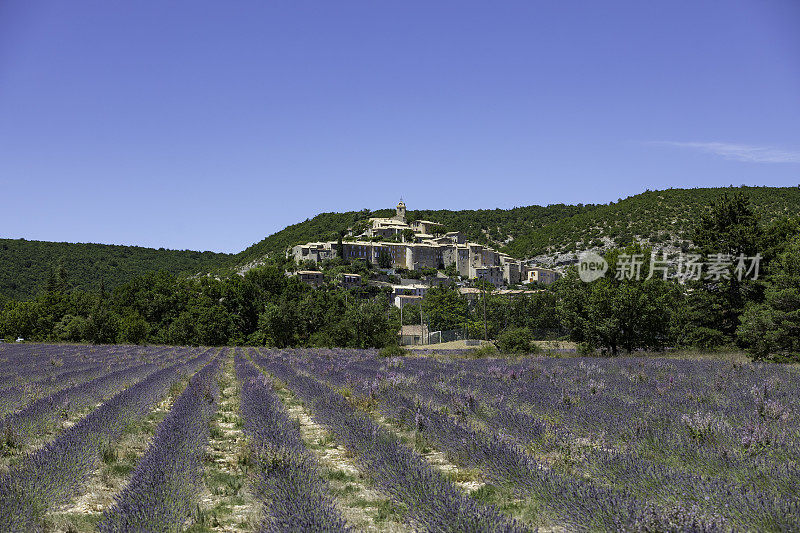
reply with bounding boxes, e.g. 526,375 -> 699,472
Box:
1,1 -> 798,253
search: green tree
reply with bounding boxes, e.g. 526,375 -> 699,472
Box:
118,312 -> 149,344
421,286 -> 468,332
258,299 -> 301,348
399,300 -> 421,325
167,311 -> 196,345
557,246 -> 679,354
337,231 -> 345,262
737,236 -> 800,362
345,296 -> 396,348
507,291 -> 561,339
497,327 -> 537,353
195,304 -> 234,346
54,264 -> 70,293
53,314 -> 89,342
681,192 -> 764,347
0,300 -> 41,340
377,249 -> 392,269
86,301 -> 119,344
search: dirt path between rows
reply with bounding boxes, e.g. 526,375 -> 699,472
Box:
273,383 -> 412,533
191,352 -> 259,532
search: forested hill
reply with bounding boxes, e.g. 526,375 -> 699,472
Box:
5,186 -> 799,301
234,186 -> 800,266
502,186 -> 800,257
0,239 -> 232,301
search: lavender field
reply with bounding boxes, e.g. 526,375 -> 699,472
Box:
0,344 -> 798,532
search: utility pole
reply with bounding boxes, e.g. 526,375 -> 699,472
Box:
464,300 -> 468,343
420,301 -> 425,345
482,280 -> 488,342
400,299 -> 404,345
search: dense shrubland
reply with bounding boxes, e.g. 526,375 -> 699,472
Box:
0,264 -> 398,349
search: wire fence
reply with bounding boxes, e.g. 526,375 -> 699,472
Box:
427,329 -> 471,344
400,329 -> 472,346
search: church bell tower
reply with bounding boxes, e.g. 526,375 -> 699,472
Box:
395,200 -> 407,223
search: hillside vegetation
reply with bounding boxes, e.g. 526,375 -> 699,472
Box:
503,186 -> 800,257
0,238 -> 231,300
4,186 -> 799,301
3,191 -> 800,362
233,210 -> 377,269
235,186 -> 800,266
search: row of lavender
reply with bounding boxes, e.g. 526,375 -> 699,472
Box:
0,346 -> 215,531
0,344 -> 166,388
0,344 -> 107,387
440,357 -> 797,529
394,357 -> 800,498
269,348 -> 800,532
98,353 -> 222,531
269,350 -> 709,532
379,357 -> 798,531
1,359 -> 157,450
252,349 -> 528,533
0,345 -> 175,418
235,350 -> 350,532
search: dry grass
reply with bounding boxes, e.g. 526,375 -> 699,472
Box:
405,339 -> 490,351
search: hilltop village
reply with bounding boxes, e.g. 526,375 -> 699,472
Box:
289,202 -> 560,307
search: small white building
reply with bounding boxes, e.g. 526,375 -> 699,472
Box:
391,284 -> 428,298
527,267 -> 561,285
339,273 -> 362,288
411,220 -> 444,235
290,242 -> 336,263
399,324 -> 430,345
293,270 -> 325,287
458,287 -> 482,302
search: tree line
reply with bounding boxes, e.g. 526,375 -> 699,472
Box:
1,193 -> 797,362
0,238 -> 231,301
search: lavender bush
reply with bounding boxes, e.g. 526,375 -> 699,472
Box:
236,350 -> 350,532
254,349 -> 528,533
0,347 -> 214,532
259,348 -> 799,532
98,356 -> 222,532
